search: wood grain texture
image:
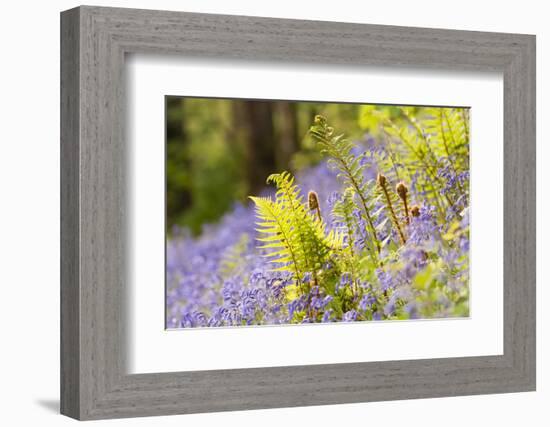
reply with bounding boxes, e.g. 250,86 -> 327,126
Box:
60,7 -> 80,419
60,5 -> 536,420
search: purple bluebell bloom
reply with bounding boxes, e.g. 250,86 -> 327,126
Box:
343,310 -> 358,322
166,125 -> 470,327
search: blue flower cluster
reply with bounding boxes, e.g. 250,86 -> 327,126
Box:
167,144 -> 470,328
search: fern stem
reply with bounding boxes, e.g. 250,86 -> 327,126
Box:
402,197 -> 410,226
280,182 -> 317,289
337,157 -> 381,255
343,210 -> 357,291
314,207 -> 322,222
378,174 -> 406,245
382,133 -> 403,181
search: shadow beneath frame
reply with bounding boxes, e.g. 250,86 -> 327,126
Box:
35,399 -> 59,414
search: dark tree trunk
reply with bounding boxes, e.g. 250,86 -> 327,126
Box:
275,101 -> 299,170
236,100 -> 277,195
166,97 -> 192,227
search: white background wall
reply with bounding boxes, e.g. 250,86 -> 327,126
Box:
0,0 -> 546,425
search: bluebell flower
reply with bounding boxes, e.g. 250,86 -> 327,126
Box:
166,133 -> 470,327
359,294 -> 376,311
405,302 -> 419,319
384,301 -> 396,317
343,310 -> 358,322
322,309 -> 334,323
311,294 -> 333,310
376,269 -> 393,291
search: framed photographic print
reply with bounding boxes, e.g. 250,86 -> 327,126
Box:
61,5 -> 536,420
165,97 -> 471,329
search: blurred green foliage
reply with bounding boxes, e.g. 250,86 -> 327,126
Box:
166,97 -> 373,234
166,98 -> 246,235
166,97 -> 439,236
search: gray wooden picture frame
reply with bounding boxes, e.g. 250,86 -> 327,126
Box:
60,5 -> 536,421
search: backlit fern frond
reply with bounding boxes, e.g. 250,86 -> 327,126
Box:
249,195 -> 303,281
381,108 -> 468,220
251,171 -> 343,292
331,188 -> 360,278
423,107 -> 470,172
309,115 -> 381,259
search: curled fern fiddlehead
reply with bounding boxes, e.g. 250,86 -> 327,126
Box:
396,181 -> 410,226
377,173 -> 406,245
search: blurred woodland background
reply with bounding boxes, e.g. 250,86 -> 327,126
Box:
166,97 -> 401,234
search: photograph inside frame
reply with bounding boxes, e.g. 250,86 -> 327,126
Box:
165,97 -> 470,329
